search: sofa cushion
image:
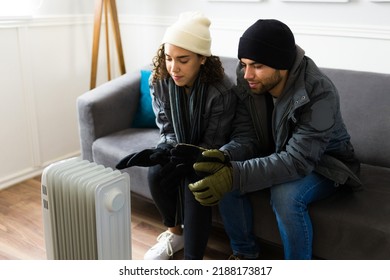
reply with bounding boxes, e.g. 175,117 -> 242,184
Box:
131,70 -> 157,128
320,68 -> 390,168
250,163 -> 390,259
92,128 -> 160,199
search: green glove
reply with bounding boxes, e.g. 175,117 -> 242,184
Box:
188,165 -> 233,206
190,149 -> 229,177
200,149 -> 229,163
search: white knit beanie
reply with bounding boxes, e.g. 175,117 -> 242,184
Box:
162,11 -> 212,57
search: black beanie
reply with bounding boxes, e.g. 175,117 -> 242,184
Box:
238,19 -> 296,70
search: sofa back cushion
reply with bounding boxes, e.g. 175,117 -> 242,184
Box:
321,68 -> 390,168
131,69 -> 157,128
220,56 -> 239,84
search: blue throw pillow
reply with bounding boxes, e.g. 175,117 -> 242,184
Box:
131,69 -> 157,128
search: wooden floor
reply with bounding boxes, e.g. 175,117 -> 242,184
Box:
0,176 -> 232,260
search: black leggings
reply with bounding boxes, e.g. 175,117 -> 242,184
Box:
147,165 -> 212,259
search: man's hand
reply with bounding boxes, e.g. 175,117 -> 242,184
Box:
199,149 -> 229,164
188,165 -> 233,206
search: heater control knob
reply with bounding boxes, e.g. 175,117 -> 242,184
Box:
105,189 -> 125,212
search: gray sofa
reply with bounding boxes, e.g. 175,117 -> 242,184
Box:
77,56 -> 390,259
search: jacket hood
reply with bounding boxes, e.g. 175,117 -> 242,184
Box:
290,45 -> 305,74
282,45 -> 305,94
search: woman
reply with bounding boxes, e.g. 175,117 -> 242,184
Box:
144,11 -> 236,260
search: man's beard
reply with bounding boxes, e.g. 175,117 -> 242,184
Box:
251,70 -> 282,95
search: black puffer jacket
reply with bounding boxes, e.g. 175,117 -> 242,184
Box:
227,45 -> 361,193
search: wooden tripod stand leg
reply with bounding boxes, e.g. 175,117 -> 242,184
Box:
90,0 -> 104,89
109,0 -> 126,75
105,0 -> 111,81
90,0 -> 126,89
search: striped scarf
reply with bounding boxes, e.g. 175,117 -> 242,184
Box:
168,75 -> 208,145
168,75 -> 208,225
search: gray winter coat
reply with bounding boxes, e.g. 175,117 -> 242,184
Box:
226,45 -> 361,193
150,74 -> 236,149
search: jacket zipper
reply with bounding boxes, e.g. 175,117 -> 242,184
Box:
274,100 -> 294,150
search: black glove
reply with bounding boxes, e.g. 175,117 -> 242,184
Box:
159,144 -> 205,178
170,143 -> 207,166
157,144 -> 228,190
171,143 -> 229,165
159,161 -> 190,191
163,143 -> 210,183
156,144 -> 201,189
156,144 -> 208,190
149,143 -> 173,164
169,143 -> 230,177
115,143 -> 172,169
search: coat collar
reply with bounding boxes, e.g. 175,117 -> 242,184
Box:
278,45 -> 310,110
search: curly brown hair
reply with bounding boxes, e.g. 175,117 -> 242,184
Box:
151,44 -> 224,85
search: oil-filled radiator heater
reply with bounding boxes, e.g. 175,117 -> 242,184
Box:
41,157 -> 131,259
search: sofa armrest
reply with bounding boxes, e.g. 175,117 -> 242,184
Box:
77,72 -> 141,161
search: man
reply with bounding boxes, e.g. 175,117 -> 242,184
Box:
185,19 -> 361,260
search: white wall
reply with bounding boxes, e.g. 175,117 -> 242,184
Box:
114,0 -> 390,74
29,0 -> 390,73
0,0 -> 389,189
0,18 -> 95,189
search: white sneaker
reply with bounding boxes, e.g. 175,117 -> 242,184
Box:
144,230 -> 184,260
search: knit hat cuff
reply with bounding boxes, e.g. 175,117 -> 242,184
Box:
163,27 -> 212,57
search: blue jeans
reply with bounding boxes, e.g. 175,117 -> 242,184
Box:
219,172 -> 336,260
219,189 -> 259,259
270,172 -> 336,259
